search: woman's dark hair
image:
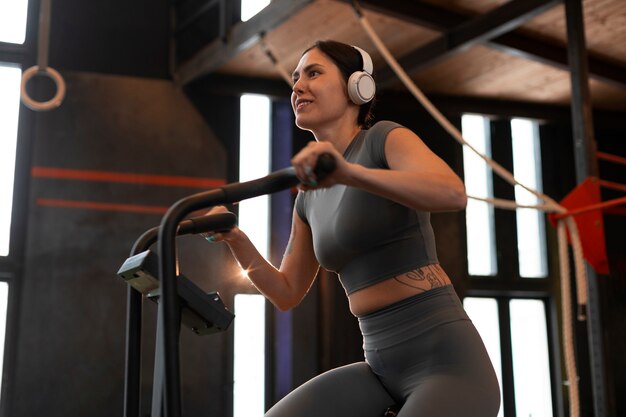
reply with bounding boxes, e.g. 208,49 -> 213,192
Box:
303,40 -> 376,128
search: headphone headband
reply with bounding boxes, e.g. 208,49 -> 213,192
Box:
352,45 -> 373,74
347,45 -> 375,105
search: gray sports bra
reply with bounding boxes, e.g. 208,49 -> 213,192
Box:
295,121 -> 438,295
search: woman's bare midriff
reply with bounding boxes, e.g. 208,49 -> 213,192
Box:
347,263 -> 453,316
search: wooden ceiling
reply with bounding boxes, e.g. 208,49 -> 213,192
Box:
176,0 -> 626,112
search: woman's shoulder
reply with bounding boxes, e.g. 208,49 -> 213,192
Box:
363,120 -> 406,168
369,120 -> 404,130
366,120 -> 405,137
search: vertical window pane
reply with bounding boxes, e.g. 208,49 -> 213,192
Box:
0,0 -> 29,44
0,65 -> 22,256
233,294 -> 266,417
511,119 -> 547,278
235,94 -> 270,417
239,94 -> 271,258
510,299 -> 553,417
463,297 -> 503,417
462,114 -> 497,276
0,282 -> 7,403
240,0 -> 270,22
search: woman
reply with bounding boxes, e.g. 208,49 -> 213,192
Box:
208,40 -> 500,417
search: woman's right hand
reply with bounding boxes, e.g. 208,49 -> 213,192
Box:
291,140 -> 353,190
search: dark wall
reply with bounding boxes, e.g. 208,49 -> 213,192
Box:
46,0 -> 170,78
10,67 -> 626,417
583,125 -> 625,417
9,1 -> 626,414
9,72 -> 241,417
541,120 -> 626,417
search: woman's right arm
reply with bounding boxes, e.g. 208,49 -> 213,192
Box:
215,207 -> 320,311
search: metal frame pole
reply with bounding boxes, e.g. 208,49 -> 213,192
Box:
564,1 -> 608,416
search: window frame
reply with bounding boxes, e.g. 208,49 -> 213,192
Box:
460,115 -> 563,417
0,1 -> 38,413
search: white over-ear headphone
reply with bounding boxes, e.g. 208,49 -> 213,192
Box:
347,46 -> 376,105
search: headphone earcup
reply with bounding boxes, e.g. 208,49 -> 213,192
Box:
347,71 -> 376,105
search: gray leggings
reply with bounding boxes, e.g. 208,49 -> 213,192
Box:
265,285 -> 501,417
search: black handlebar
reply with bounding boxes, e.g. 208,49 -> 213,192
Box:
125,154 -> 335,417
124,211 -> 236,417
313,152 -> 337,182
130,212 -> 237,256
155,153 -> 336,417
220,152 -> 336,202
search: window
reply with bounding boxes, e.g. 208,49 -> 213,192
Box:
511,119 -> 547,278
0,0 -> 29,44
238,94 -> 271,257
462,114 -> 555,417
240,0 -> 270,22
510,299 -> 553,417
233,294 -> 266,417
0,283 -> 7,402
234,94 -> 271,417
462,114 -> 497,276
0,0 -> 30,405
0,65 -> 22,257
465,297 -> 554,417
463,297 -> 503,417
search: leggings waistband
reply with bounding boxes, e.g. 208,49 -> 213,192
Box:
358,285 -> 469,350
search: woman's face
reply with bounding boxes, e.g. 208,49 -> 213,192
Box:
291,48 -> 355,131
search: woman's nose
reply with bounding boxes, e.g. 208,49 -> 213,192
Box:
292,78 -> 304,93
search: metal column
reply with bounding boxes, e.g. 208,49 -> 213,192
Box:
564,1 -> 609,416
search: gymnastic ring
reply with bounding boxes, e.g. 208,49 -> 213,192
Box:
20,65 -> 66,111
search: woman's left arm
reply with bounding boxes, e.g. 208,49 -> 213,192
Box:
349,127 -> 467,212
296,128 -> 467,212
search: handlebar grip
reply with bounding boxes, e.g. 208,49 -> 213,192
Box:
313,153 -> 336,182
179,212 -> 237,235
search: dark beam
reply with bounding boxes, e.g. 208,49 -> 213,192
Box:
183,73 -> 626,128
351,0 -> 466,30
353,0 -> 626,89
174,0 -> 220,36
498,300 -> 517,417
176,0 -> 314,86
184,73 -> 292,98
564,4 -> 608,417
0,42 -> 29,63
565,0 -> 597,180
387,92 -> 626,128
375,0 -> 560,86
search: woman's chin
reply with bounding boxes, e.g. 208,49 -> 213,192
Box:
295,115 -> 315,131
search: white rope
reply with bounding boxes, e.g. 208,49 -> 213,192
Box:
356,12 -> 564,213
477,194 -> 587,314
353,8 -> 586,417
558,221 -> 580,417
20,0 -> 66,111
565,217 -> 588,317
356,7 -> 589,307
469,195 -> 561,212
